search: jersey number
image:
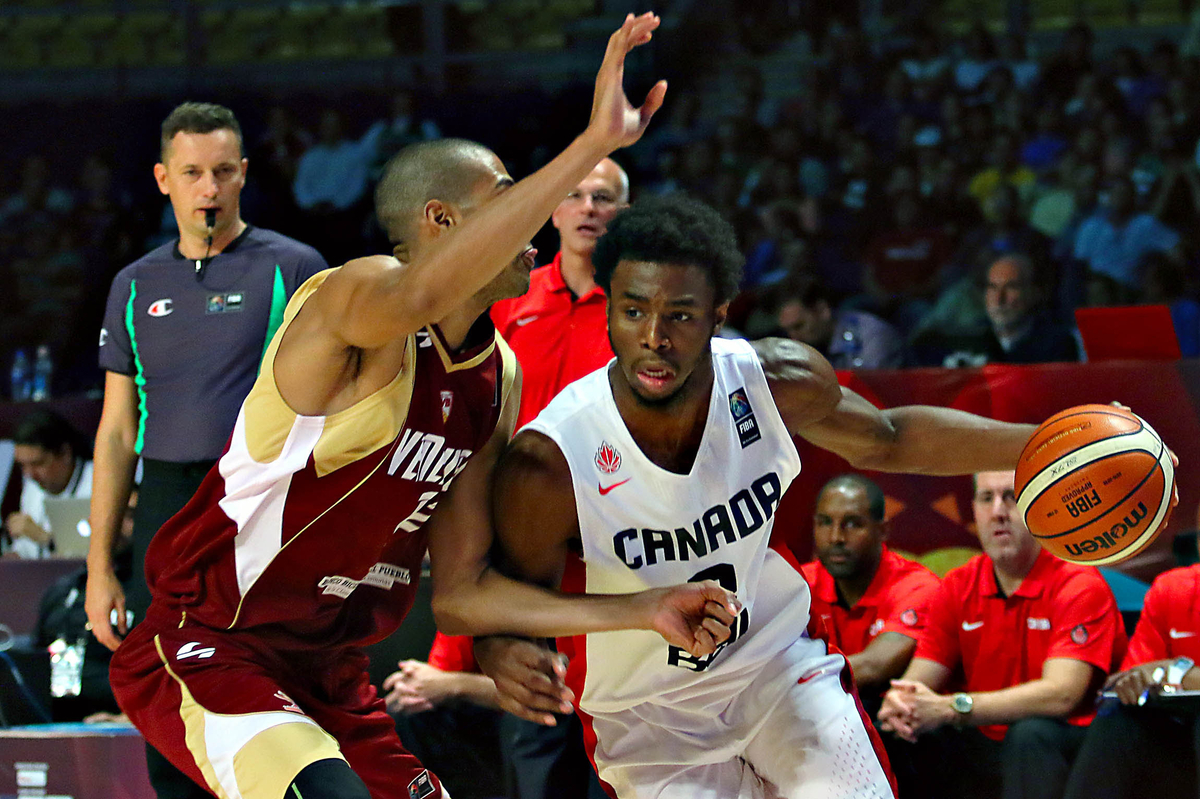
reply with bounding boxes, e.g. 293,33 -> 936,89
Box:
667,563 -> 750,672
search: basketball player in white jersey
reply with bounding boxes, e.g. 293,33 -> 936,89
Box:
474,194 -> 1043,799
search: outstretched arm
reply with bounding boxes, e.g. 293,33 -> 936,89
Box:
753,338 -> 1035,474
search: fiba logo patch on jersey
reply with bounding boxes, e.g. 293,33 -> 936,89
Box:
728,387 -> 761,448
595,441 -> 622,474
440,390 -> 454,423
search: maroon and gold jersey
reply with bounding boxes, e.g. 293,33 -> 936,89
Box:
143,270 -> 516,652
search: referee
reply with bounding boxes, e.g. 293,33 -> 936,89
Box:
84,102 -> 328,799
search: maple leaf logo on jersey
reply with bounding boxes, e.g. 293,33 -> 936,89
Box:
440,390 -> 454,423
595,441 -> 621,474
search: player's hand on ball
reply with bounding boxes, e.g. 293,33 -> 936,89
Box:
585,12 -> 667,152
474,636 -> 574,726
641,580 -> 741,658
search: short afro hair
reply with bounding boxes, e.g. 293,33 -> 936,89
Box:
592,194 -> 744,304
818,474 -> 886,523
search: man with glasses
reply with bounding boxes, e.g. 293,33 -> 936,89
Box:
491,157 -> 629,427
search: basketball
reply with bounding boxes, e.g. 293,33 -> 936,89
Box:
1014,404 -> 1174,566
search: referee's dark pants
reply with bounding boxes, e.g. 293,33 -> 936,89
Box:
123,458 -> 216,799
1063,705 -> 1198,799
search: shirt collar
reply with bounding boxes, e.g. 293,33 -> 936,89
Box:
808,545 -> 895,608
982,547 -> 1054,599
171,224 -> 253,261
546,252 -> 607,303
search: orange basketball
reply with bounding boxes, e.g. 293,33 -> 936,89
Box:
1014,404 -> 1174,565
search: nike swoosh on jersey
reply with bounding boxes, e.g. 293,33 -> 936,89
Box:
961,621 -> 984,631
598,478 -> 631,496
516,316 -> 539,327
1170,629 -> 1197,639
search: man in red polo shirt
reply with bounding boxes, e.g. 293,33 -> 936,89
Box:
801,474 -> 940,713
491,157 -> 629,427
1063,551 -> 1200,798
878,470 -> 1125,799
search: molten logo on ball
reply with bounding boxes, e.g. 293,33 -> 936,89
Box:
1062,501 -> 1148,558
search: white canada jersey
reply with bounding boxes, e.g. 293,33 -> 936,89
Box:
525,337 -> 811,718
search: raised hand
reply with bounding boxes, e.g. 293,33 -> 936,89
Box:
585,12 -> 668,153
638,580 -> 740,658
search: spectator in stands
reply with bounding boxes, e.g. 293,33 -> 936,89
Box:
802,474 -> 940,711
968,130 -> 1037,215
35,488 -> 136,721
768,273 -> 903,370
1062,538 -> 1200,799
0,154 -> 73,225
953,23 -> 998,94
939,255 -> 1080,368
1073,174 -> 1183,304
861,190 -> 952,331
292,107 -> 383,263
384,633 -> 505,799
248,105 -> 312,235
3,410 -> 92,560
1142,251 -> 1200,357
1041,24 -> 1094,105
878,470 -> 1126,799
369,88 -> 442,179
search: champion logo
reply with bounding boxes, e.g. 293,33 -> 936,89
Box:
595,441 -> 621,474
1170,629 -> 1197,639
148,298 -> 174,317
515,315 -> 539,327
598,478 -> 631,496
962,620 -> 984,631
176,641 -> 215,660
440,390 -> 454,423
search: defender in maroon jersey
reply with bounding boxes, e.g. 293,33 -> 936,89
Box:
107,15 -> 738,799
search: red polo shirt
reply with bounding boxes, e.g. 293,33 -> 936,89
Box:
490,253 -> 613,429
916,548 -> 1126,740
802,546 -> 941,656
1123,564 -> 1200,667
428,631 -> 478,673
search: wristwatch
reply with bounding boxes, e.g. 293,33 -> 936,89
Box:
1167,656 -> 1195,687
951,692 -> 974,725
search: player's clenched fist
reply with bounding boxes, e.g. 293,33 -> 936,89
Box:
636,580 -> 741,658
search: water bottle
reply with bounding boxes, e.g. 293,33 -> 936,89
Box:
9,349 -> 30,402
31,344 -> 53,402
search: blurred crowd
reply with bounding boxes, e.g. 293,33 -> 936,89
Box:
6,14 -> 1200,397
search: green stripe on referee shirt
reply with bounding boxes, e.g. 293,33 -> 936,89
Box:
124,279 -> 149,455
259,265 -> 286,373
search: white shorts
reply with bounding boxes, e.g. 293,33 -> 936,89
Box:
587,638 -> 895,799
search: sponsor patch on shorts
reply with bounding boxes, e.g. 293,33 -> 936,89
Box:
408,769 -> 436,799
